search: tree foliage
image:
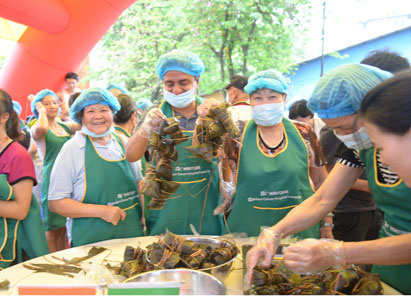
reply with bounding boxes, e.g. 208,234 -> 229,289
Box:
88,0 -> 311,102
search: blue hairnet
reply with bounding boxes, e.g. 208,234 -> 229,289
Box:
136,98 -> 152,112
244,69 -> 288,95
156,50 -> 205,80
308,63 -> 393,119
69,87 -> 121,123
31,89 -> 58,118
107,83 -> 129,95
12,101 -> 22,116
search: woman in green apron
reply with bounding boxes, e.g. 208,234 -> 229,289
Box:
31,89 -> 80,252
114,93 -> 147,233
0,89 -> 49,269
126,50 -> 221,235
113,93 -> 138,142
47,88 -> 144,247
358,72 -> 411,294
211,69 -> 328,238
246,64 -> 411,294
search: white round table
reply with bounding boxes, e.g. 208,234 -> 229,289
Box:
0,235 -> 401,295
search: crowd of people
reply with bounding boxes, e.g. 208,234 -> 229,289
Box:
0,49 -> 411,294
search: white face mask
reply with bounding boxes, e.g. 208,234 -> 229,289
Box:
251,103 -> 284,127
334,126 -> 373,150
163,82 -> 196,108
81,125 -> 115,138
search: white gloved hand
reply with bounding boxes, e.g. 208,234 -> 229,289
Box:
140,108 -> 166,136
245,228 -> 283,285
213,181 -> 234,215
283,238 -> 345,274
197,98 -> 221,118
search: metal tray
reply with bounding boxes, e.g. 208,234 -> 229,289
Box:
146,236 -> 238,281
130,269 -> 227,295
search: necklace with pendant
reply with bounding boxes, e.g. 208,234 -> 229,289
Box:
259,132 -> 285,155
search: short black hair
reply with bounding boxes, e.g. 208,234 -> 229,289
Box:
361,49 -> 410,74
288,99 -> 313,120
65,72 -> 79,81
224,75 -> 249,91
114,93 -> 137,124
68,92 -> 81,108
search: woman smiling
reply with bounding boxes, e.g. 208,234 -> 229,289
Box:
47,88 -> 144,247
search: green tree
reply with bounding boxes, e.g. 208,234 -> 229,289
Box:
185,0 -> 311,92
88,0 -> 311,102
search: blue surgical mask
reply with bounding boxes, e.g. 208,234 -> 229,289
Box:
334,126 -> 373,150
251,103 -> 284,126
81,125 -> 115,138
163,83 -> 196,108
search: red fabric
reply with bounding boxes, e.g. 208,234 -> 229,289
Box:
18,286 -> 97,295
0,141 -> 36,185
0,0 -> 136,118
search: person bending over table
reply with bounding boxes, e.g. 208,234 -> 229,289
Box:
246,64 -> 411,295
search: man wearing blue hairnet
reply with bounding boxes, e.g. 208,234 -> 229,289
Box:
126,49 -> 222,236
245,63 -> 411,295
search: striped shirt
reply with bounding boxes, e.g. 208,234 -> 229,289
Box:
336,146 -> 400,185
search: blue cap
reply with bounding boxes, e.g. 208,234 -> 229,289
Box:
156,50 -> 205,80
69,87 -> 121,123
308,63 -> 393,119
136,98 -> 152,112
107,83 -> 129,95
244,69 -> 288,95
12,101 -> 22,116
31,89 -> 58,118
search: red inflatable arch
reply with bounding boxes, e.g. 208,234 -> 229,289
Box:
0,0 -> 136,118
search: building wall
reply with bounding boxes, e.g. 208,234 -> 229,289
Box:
285,26 -> 411,107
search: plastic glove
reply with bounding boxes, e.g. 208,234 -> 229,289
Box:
196,98 -> 221,122
140,108 -> 166,135
283,238 -> 345,274
245,228 -> 283,285
213,180 -> 234,215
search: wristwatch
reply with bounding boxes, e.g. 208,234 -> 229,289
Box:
320,221 -> 334,228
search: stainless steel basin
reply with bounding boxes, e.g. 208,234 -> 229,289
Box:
131,269 -> 227,295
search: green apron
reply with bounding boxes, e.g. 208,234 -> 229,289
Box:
223,119 -> 319,238
360,147 -> 411,294
0,174 -> 18,269
41,122 -> 71,231
18,194 -> 50,261
71,134 -> 144,247
115,125 -> 131,138
115,125 -> 149,231
147,100 -> 221,236
0,174 -> 49,270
